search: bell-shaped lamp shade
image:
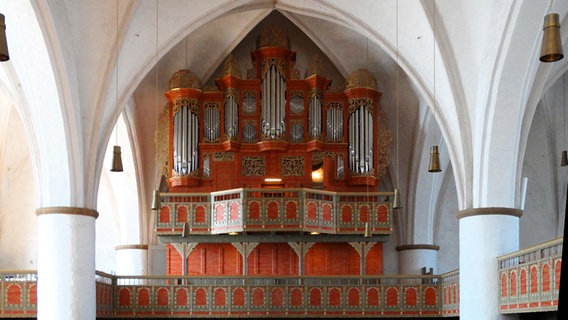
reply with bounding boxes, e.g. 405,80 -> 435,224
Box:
182,222 -> 189,238
393,188 -> 402,209
110,145 -> 123,172
151,190 -> 161,210
562,150 -> 568,167
0,14 -> 9,61
540,13 -> 564,62
364,222 -> 372,238
428,145 -> 442,173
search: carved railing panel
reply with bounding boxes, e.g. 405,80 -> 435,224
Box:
157,188 -> 393,236
497,237 -> 562,314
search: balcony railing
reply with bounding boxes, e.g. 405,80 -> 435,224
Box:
0,238 -> 562,318
497,237 -> 562,314
156,188 -> 393,237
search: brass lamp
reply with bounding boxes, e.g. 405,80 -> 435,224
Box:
110,145 -> 124,172
428,145 -> 441,172
540,13 -> 564,62
393,188 -> 402,209
151,189 -> 161,210
364,222 -> 371,237
0,13 -> 9,61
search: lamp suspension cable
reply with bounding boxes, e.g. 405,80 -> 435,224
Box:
151,0 -> 161,210
428,0 -> 442,173
392,0 -> 401,209
562,73 -> 568,166
111,0 -> 123,172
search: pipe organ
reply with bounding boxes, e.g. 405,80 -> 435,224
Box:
156,25 -> 393,287
161,26 -> 389,192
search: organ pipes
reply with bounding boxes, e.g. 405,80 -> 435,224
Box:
173,105 -> 199,175
326,106 -> 343,142
261,64 -> 286,139
348,101 -> 374,175
204,105 -> 220,142
309,95 -> 322,139
224,94 -> 238,139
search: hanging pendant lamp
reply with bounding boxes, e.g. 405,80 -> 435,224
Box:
562,150 -> 568,167
392,188 -> 402,209
364,222 -> 372,238
428,145 -> 442,172
111,145 -> 124,172
0,14 -> 9,61
540,13 -> 564,62
151,189 -> 161,210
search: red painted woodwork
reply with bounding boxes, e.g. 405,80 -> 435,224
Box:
233,288 -> 245,306
386,288 -> 398,306
119,288 -> 131,306
290,288 -> 303,306
542,264 -> 550,292
501,273 -> 507,297
248,243 -> 299,276
252,288 -> 264,306
348,288 -> 360,306
137,288 -> 150,306
177,206 -> 188,223
285,201 -> 297,219
159,206 -> 170,223
309,288 -> 322,306
510,271 -> 517,296
271,288 -> 284,306
194,205 -> 206,223
530,266 -> 538,294
186,244 -> 241,276
157,288 -> 169,306
520,269 -> 527,294
6,284 -> 21,305
175,288 -> 188,306
405,288 -> 417,306
166,245 -> 182,275
214,288 -> 226,306
425,287 -> 437,306
377,205 -> 388,222
367,288 -> 379,306
555,260 -> 561,289
194,288 -> 207,306
366,243 -> 384,275
328,288 -> 341,306
305,243 -> 360,275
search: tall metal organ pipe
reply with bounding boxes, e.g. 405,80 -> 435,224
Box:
348,103 -> 374,175
261,64 -> 286,139
173,105 -> 199,175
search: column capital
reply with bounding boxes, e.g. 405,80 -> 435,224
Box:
35,206 -> 99,219
457,207 -> 522,220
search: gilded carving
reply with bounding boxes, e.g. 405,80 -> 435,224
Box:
213,152 -> 235,161
168,69 -> 202,90
345,69 -> 377,90
281,156 -> 304,177
261,58 -> 287,79
377,108 -> 392,178
172,98 -> 199,116
305,54 -> 326,78
242,157 -> 265,176
155,103 -> 170,178
256,24 -> 290,49
222,54 -> 242,78
348,98 -> 374,114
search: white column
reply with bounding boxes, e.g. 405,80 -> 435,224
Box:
396,244 -> 439,275
36,207 -> 98,320
115,244 -> 148,275
458,207 -> 521,320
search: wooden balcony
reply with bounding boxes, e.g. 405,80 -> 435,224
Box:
497,237 -> 562,314
156,188 -> 393,240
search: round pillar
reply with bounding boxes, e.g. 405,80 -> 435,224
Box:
396,244 -> 439,275
458,207 -> 521,320
36,207 -> 98,320
115,244 -> 148,275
